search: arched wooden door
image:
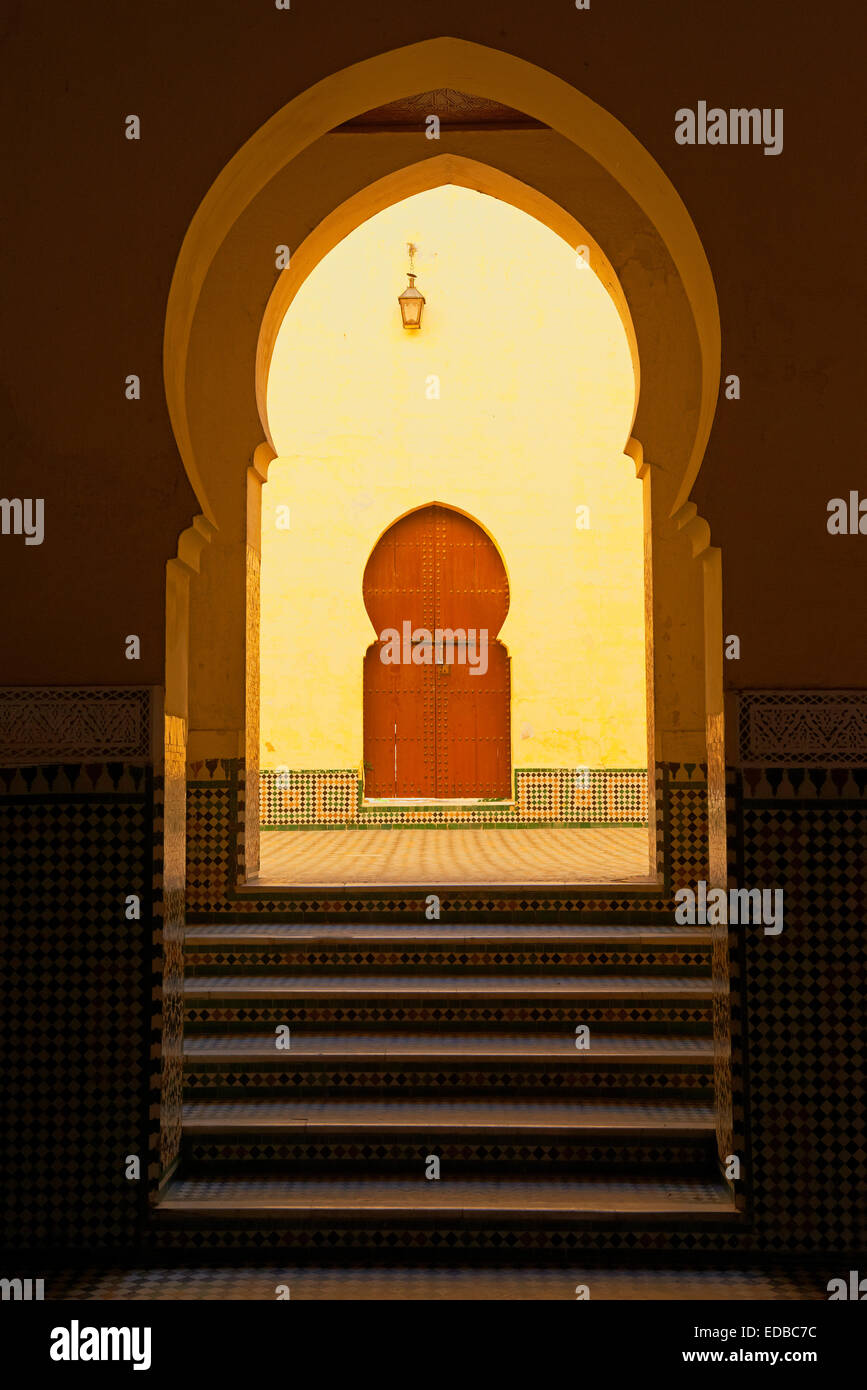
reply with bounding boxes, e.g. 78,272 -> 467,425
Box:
363,504 -> 511,798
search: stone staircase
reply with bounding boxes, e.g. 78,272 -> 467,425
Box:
155,917 -> 737,1245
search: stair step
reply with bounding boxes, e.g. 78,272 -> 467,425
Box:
184,973 -> 712,999
183,1097 -> 715,1137
174,908 -> 730,1242
183,1031 -> 714,1062
186,923 -> 711,945
155,1171 -> 736,1221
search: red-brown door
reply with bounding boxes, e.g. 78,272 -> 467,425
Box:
363,504 -> 511,797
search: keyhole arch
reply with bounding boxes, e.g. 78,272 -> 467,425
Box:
362,501 -> 510,641
362,502 -> 512,799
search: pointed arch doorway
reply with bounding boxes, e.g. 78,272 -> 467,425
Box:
362,504 -> 511,799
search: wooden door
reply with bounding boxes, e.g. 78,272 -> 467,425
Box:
363,504 -> 511,798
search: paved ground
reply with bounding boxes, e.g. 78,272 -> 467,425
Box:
256,825 -> 654,886
36,1264 -> 831,1300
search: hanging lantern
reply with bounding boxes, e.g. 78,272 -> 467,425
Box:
398,243 -> 425,329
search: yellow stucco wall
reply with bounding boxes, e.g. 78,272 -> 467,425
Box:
261,186 -> 645,774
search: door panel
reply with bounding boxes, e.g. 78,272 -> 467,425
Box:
436,639 -> 511,796
363,642 -> 433,796
363,504 -> 511,798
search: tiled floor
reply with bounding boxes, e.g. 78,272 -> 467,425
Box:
37,1264 -> 832,1300
256,826 -> 654,886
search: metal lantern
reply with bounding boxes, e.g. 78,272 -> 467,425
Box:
398,243 -> 425,329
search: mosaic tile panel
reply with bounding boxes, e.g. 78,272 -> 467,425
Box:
183,999 -> 711,1031
662,763 -> 710,895
183,1064 -> 713,1097
718,769 -> 744,1203
149,717 -> 187,1195
181,1137 -> 715,1171
0,762 -> 153,1249
184,943 -> 710,972
186,760 -> 241,916
151,1224 -> 754,1256
151,883 -> 184,1190
734,784 -> 866,1254
260,767 -> 649,828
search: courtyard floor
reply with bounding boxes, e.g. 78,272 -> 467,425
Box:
255,825 -> 654,887
29,1262 -> 832,1300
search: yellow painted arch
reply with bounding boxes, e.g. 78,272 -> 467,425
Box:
255,154 -> 641,456
164,37 -> 719,526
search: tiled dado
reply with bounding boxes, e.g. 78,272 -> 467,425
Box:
259,767 -> 649,828
726,765 -> 866,1256
187,757 -> 246,908
0,761 -> 154,1249
152,711 -> 187,1196
0,686 -> 185,1248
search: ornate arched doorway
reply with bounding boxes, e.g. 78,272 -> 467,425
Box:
362,504 -> 511,799
164,41 -> 725,884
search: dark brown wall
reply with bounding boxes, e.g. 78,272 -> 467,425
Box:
1,0 -> 863,686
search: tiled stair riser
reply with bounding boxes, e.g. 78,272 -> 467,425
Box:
184,1073 -> 714,1100
184,949 -> 710,975
183,1002 -> 713,1032
180,1138 -> 718,1171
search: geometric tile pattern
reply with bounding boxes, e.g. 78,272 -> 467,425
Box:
182,998 -> 713,1031
259,767 -> 649,828
0,761 -> 153,1250
663,764 -> 711,894
184,943 -> 712,973
734,787 -> 866,1254
150,719 -> 187,1197
153,883 -> 185,1187
181,1137 -> 716,1170
183,1065 -> 714,1098
187,771 -> 239,912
